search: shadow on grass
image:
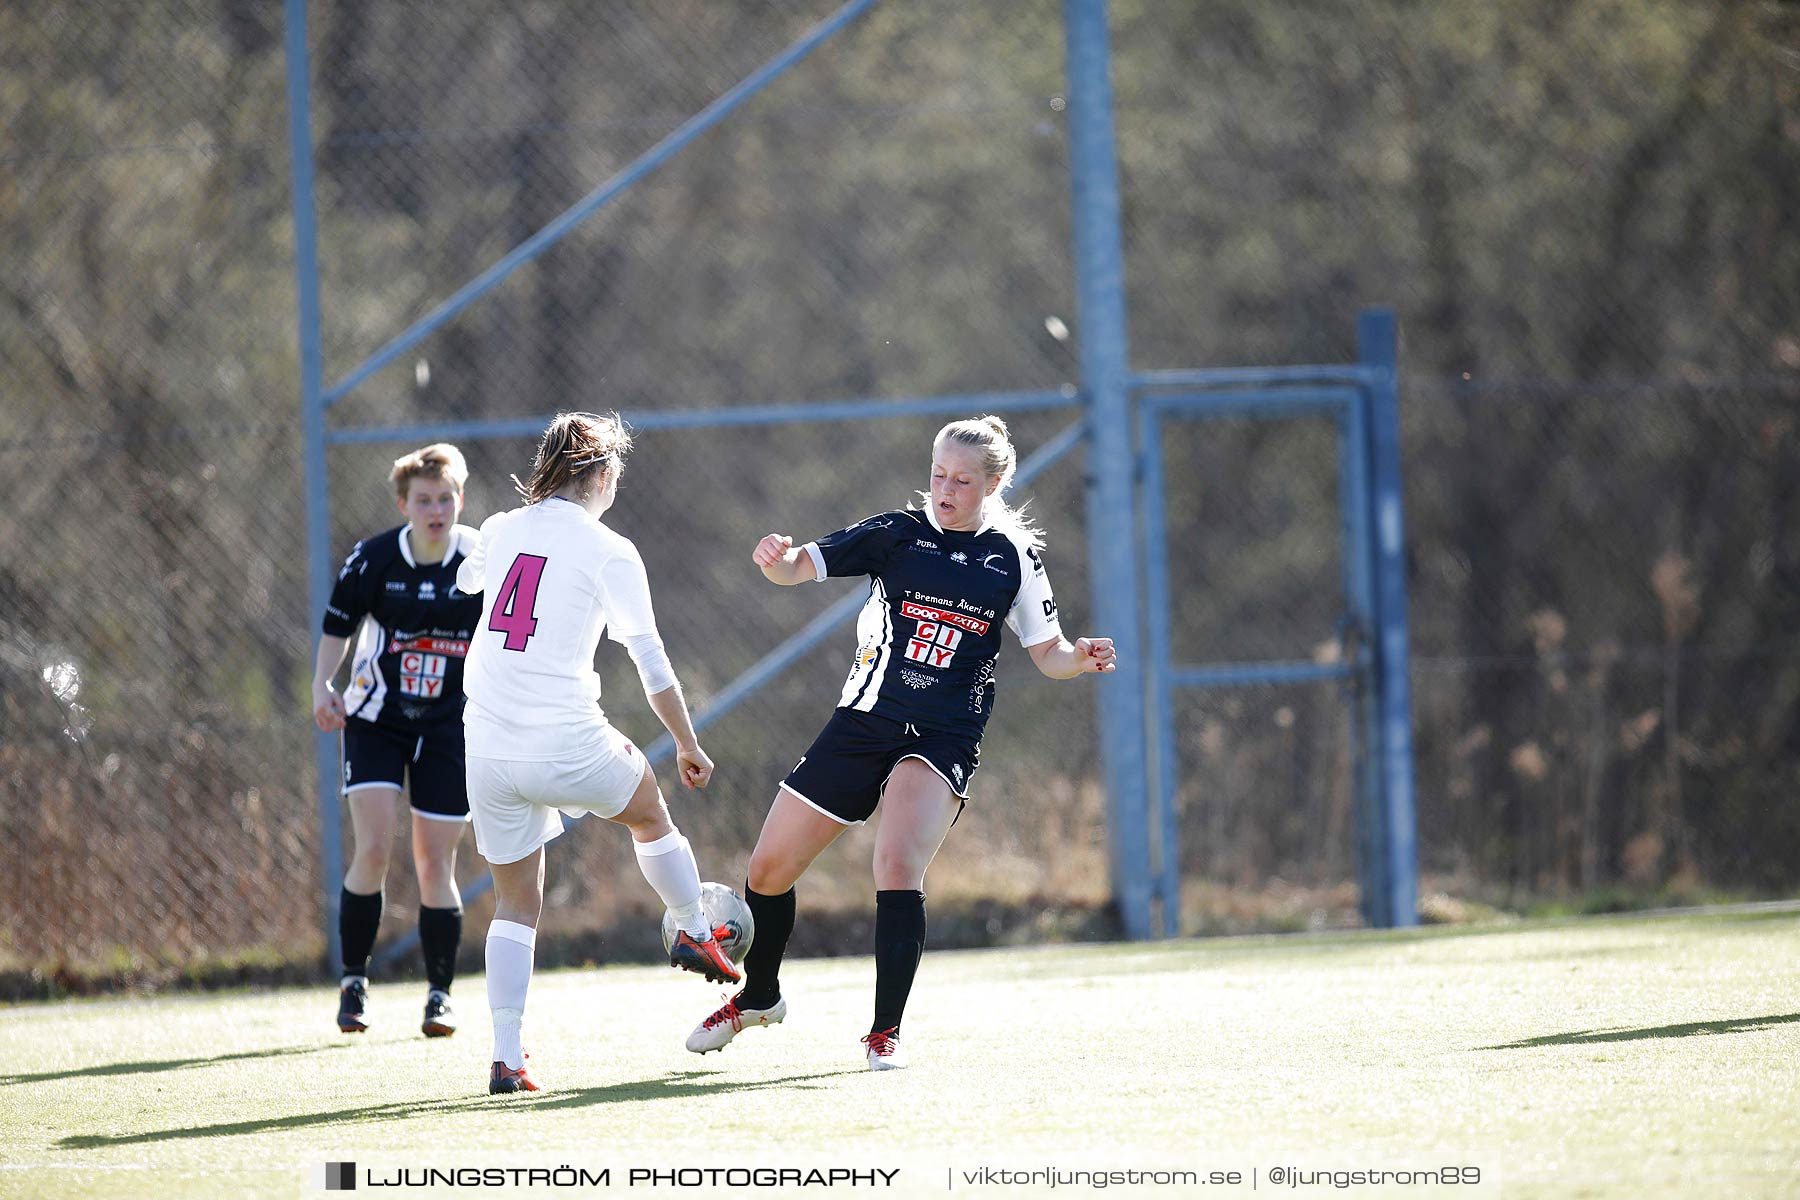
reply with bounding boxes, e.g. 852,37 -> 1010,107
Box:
1482,1011 -> 1800,1050
58,1068 -> 861,1148
3,1041 -> 353,1087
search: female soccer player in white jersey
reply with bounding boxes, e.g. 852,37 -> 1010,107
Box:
685,416 -> 1115,1070
456,412 -> 739,1095
312,443 -> 481,1040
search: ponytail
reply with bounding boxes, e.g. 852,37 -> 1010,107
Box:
513,412 -> 633,504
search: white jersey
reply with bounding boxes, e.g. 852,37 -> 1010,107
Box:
458,498 -> 660,760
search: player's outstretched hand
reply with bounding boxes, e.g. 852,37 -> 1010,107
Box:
677,744 -> 715,790
1075,636 -> 1116,673
752,534 -> 794,569
313,683 -> 347,732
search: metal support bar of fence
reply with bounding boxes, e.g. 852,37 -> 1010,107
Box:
1140,382 -> 1373,939
326,389 -> 1077,447
1336,369 -> 1385,928
1131,366 -> 1384,391
1138,401 -> 1179,937
376,420 -> 1088,967
1140,387 -> 1364,421
283,0 -> 341,975
1064,0 -> 1151,942
320,0 -> 883,409
1357,310 -> 1418,927
1169,661 -> 1359,688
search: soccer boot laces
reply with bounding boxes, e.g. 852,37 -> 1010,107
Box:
861,1026 -> 907,1071
685,993 -> 787,1054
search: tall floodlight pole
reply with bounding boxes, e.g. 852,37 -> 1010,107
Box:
1063,0 -> 1153,939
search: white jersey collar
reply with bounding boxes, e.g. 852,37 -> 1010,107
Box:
922,503 -> 991,538
399,525 -> 457,568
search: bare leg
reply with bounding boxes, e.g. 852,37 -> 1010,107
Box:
343,787 -> 401,893
411,814 -> 465,908
870,761 -> 961,891
749,788 -> 851,895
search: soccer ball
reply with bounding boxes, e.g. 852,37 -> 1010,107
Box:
660,881 -> 754,964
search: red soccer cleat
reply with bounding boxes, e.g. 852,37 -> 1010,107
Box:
489,1055 -> 539,1094
669,930 -> 742,986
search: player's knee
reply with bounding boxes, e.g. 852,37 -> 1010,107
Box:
747,848 -> 798,895
350,841 -> 393,875
414,856 -> 449,893
872,849 -> 927,890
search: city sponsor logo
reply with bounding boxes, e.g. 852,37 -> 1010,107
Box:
905,621 -> 963,668
899,601 -> 990,636
398,653 -> 448,697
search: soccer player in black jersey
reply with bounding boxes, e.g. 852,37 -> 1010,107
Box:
311,444 -> 483,1038
685,416 -> 1115,1069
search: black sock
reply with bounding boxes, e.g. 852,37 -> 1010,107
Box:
339,887 -> 384,978
418,905 -> 462,993
872,889 -> 926,1036
738,884 -> 796,1010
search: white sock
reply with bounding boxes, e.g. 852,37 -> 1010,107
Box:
633,830 -> 708,938
486,919 -> 536,1069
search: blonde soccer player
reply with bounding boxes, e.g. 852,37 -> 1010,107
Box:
457,412 -> 738,1095
312,443 -> 480,1039
685,416 -> 1115,1070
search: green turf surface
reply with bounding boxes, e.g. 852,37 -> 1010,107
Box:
4,907 -> 1797,1198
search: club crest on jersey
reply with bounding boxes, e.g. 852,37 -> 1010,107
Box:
981,553 -> 1008,574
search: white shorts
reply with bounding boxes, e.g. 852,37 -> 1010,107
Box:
466,726 -> 648,866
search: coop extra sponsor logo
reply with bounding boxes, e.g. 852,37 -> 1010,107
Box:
899,601 -> 989,636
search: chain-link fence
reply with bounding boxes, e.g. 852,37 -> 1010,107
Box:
4,0 -> 1798,987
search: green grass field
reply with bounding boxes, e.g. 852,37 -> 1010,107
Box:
4,906 -> 1797,1199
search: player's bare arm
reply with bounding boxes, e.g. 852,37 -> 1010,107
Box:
1027,634 -> 1116,679
311,633 -> 351,731
753,534 -> 816,585
645,682 -> 714,790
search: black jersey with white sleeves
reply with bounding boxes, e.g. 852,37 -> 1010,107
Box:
323,524 -> 483,736
800,508 -> 1061,738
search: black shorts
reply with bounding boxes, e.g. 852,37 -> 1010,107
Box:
780,708 -> 980,826
341,717 -> 470,821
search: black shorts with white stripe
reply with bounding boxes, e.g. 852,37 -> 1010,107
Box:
779,708 -> 978,826
342,716 -> 470,820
